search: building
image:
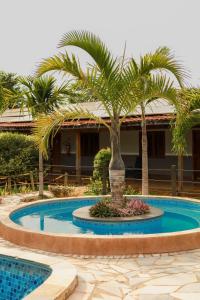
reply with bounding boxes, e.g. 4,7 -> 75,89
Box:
0,99 -> 199,182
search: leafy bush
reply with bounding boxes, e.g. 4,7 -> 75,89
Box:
0,132 -> 38,178
84,179 -> 103,195
89,199 -> 121,218
89,198 -> 150,218
0,184 -> 32,196
93,148 -> 111,180
124,185 -> 140,195
85,148 -> 111,195
48,185 -> 75,197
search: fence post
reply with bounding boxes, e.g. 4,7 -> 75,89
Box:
64,172 -> 68,186
171,165 -> 177,196
30,171 -> 35,191
102,165 -> 107,195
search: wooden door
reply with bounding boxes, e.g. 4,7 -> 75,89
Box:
193,130 -> 200,180
80,132 -> 99,156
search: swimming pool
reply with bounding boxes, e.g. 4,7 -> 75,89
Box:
2,196 -> 200,255
10,197 -> 200,235
0,254 -> 51,300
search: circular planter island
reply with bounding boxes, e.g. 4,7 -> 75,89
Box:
73,205 -> 163,222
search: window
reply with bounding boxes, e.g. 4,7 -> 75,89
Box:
81,133 -> 99,156
139,131 -> 165,158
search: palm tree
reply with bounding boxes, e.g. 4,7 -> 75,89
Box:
130,47 -> 186,195
19,76 -> 69,197
34,30 -> 180,205
172,88 -> 200,190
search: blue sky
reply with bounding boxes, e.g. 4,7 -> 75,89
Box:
0,0 -> 199,85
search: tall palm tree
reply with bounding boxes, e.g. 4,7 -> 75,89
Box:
19,76 -> 69,197
34,30 -> 180,204
130,47 -> 186,195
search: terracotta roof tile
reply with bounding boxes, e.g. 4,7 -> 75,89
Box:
0,114 -> 174,129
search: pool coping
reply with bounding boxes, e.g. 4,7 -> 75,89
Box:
0,246 -> 77,300
1,195 -> 200,255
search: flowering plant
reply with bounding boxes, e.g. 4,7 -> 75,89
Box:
118,199 -> 150,217
89,198 -> 150,218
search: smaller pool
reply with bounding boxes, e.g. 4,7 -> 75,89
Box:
0,254 -> 51,300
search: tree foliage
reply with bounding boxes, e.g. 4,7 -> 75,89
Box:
93,148 -> 111,181
0,132 -> 38,178
18,75 -> 70,116
0,71 -> 20,92
34,30 -> 183,157
33,30 -> 186,203
172,88 -> 200,154
0,71 -> 21,111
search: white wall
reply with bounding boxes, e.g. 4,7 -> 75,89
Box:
60,128 -> 193,156
99,130 -> 139,155
120,130 -> 139,155
99,129 -> 183,156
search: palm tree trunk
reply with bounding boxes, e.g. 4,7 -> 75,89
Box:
39,150 -> 44,198
178,154 -> 183,194
109,120 -> 125,206
141,104 -> 149,195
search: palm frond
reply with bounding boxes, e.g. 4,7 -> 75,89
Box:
172,88 -> 200,154
19,75 -> 69,116
172,113 -> 200,155
33,106 -> 110,157
36,52 -> 84,79
113,58 -> 139,115
139,46 -> 188,87
58,30 -> 118,78
144,74 -> 177,104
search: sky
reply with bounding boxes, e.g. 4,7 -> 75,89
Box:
0,0 -> 200,85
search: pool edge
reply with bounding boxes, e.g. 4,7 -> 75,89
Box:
0,246 -> 77,300
1,195 -> 200,255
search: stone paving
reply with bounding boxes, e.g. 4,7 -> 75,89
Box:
1,202 -> 200,299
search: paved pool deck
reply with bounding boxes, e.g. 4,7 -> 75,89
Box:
1,202 -> 200,299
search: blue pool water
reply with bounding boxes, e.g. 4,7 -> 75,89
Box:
0,254 -> 51,300
11,197 -> 200,235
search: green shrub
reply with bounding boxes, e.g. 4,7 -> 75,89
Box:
89,198 -> 150,218
84,179 -> 103,195
85,148 -> 111,195
93,148 -> 111,180
124,185 -> 140,195
0,184 -> 33,196
0,132 -> 38,178
89,199 -> 120,218
48,185 -> 75,197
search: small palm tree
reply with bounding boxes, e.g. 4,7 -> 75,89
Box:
19,76 -> 69,197
172,88 -> 200,188
34,30 -> 179,204
19,76 -> 69,116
